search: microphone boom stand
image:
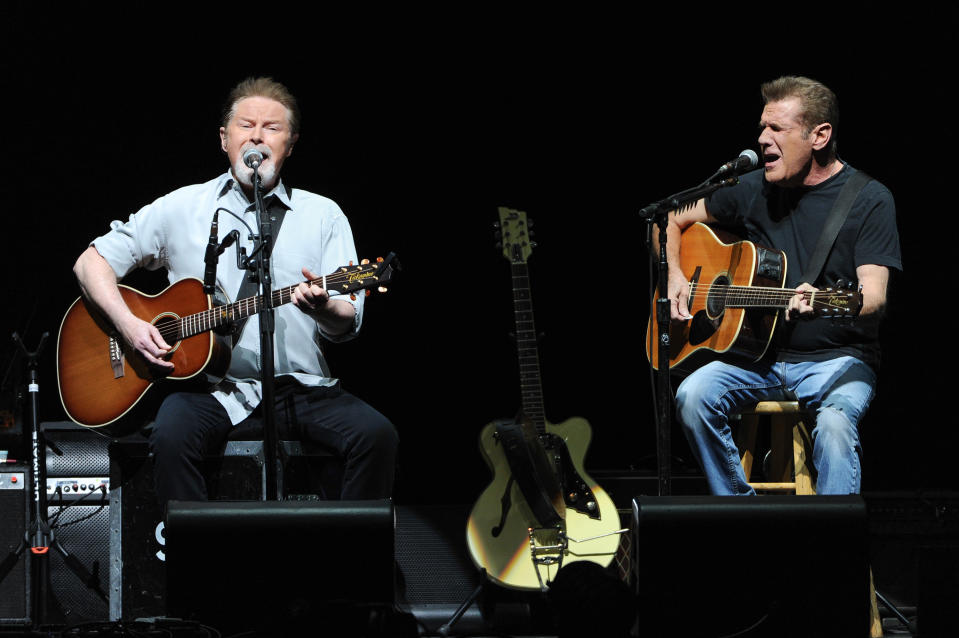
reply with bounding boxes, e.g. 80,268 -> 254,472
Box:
248,165 -> 279,501
638,176 -> 740,496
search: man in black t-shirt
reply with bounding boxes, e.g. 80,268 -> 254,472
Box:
661,76 -> 902,495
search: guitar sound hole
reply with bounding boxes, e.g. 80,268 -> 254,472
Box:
706,275 -> 729,319
153,314 -> 182,352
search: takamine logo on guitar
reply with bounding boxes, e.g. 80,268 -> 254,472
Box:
347,270 -> 373,283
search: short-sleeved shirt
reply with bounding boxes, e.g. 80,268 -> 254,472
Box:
93,171 -> 363,424
705,164 -> 902,370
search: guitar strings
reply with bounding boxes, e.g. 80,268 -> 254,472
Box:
152,268 -> 377,342
684,283 -> 854,309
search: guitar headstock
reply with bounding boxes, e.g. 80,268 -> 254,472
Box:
496,206 -> 534,265
813,280 -> 863,319
329,252 -> 400,300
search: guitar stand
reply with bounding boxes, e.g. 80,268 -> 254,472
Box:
0,332 -> 108,628
437,568 -> 487,637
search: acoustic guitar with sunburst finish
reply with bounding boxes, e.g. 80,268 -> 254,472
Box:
57,255 -> 397,436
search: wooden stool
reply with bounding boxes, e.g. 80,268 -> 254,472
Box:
734,400 -> 883,637
734,400 -> 815,494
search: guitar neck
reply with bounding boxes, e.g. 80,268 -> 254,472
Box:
512,261 -> 547,432
177,267 -> 380,340
691,283 -> 854,312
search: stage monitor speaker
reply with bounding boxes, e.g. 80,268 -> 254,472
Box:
165,499 -> 394,635
0,465 -> 30,626
632,495 -> 870,638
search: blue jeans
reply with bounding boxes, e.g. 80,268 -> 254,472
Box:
676,356 -> 876,495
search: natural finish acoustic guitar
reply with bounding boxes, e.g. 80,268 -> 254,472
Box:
646,222 -> 862,372
466,208 -> 623,591
57,255 -> 397,435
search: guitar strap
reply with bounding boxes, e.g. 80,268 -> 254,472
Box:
495,416 -> 565,528
230,191 -> 290,346
798,168 -> 872,285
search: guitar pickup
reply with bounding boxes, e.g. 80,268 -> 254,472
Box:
109,335 -> 125,379
756,248 -> 783,281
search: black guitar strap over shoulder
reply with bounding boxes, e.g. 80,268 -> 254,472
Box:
799,168 -> 872,285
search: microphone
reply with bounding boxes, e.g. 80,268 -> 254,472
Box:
203,210 -> 220,294
242,148 -> 264,169
715,149 -> 759,177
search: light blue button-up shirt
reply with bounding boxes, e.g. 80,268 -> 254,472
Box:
92,171 -> 363,424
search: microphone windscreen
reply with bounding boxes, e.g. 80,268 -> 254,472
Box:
242,148 -> 264,168
739,149 -> 759,168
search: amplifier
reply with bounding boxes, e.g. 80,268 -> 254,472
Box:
0,466 -> 31,626
46,477 -> 110,502
42,421 -> 110,477
44,502 -> 110,625
109,440 -> 268,621
37,422 -> 112,625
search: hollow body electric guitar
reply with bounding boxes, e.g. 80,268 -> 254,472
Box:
466,208 -> 622,591
57,255 -> 397,435
645,222 -> 862,372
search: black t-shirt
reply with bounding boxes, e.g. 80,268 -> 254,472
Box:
705,164 -> 902,370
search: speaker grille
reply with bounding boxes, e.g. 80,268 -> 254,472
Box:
43,422 -> 110,477
45,503 -> 111,624
0,467 -> 30,625
395,505 -> 479,605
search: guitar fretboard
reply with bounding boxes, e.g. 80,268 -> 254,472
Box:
688,283 -> 853,312
512,262 -> 547,434
156,267 -> 380,344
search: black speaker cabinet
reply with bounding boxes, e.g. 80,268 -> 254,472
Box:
109,439 -> 329,622
165,499 -> 394,635
43,502 -> 110,625
0,465 -> 30,626
39,422 -> 111,625
109,441 -> 263,621
632,495 -> 870,638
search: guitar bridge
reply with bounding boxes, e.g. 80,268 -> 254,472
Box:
109,335 -> 125,379
528,525 -> 567,590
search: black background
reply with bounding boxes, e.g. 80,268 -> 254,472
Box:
2,7 -> 955,506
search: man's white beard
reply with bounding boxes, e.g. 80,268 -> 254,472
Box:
232,155 -> 278,192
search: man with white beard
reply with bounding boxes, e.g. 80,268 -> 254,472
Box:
72,77 -> 398,507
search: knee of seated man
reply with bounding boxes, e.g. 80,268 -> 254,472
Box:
151,395 -> 197,440
351,413 -> 399,453
814,404 -> 860,445
675,376 -> 711,430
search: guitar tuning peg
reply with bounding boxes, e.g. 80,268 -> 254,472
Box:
377,286 -> 388,293
493,221 -> 501,229
361,258 -> 370,265
494,242 -> 502,250
527,218 -> 535,228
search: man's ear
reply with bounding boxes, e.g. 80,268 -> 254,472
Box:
811,122 -> 833,152
219,127 -> 228,153
286,133 -> 299,158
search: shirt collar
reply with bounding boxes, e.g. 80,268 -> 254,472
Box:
216,171 -> 293,210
